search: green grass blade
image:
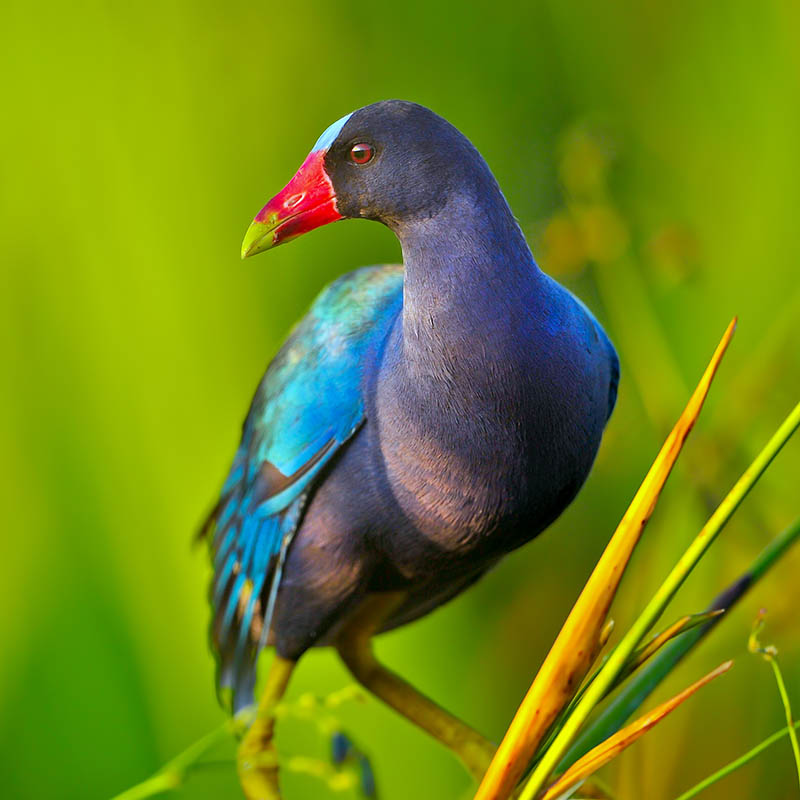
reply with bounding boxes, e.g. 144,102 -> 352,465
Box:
749,613 -> 800,790
768,659 -> 800,788
520,401 -> 800,800
672,718 -> 800,800
532,612 -> 721,771
560,515 -> 800,768
110,720 -> 234,800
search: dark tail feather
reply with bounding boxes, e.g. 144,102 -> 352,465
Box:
194,495 -> 226,548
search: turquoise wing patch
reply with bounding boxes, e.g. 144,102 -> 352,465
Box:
202,265 -> 403,712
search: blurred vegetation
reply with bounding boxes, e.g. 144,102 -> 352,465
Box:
2,1 -> 799,799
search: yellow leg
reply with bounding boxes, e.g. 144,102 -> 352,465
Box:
336,593 -> 496,782
237,656 -> 295,800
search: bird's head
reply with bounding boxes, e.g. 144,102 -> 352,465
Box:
241,100 -> 491,258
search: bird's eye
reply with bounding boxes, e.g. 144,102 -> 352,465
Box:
349,143 -> 374,164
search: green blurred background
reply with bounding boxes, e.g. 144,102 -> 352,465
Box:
2,1 -> 799,798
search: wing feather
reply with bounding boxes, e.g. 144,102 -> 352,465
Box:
201,265 -> 402,712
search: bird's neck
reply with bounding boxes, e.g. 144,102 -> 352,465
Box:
393,191 -> 546,381
374,193 -> 568,552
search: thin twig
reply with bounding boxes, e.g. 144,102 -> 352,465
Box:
748,611 -> 800,790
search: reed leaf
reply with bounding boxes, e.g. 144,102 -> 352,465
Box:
541,661 -> 732,800
560,519 -> 800,768
520,398 -> 800,800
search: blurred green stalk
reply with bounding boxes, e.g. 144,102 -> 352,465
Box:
111,721 -> 234,800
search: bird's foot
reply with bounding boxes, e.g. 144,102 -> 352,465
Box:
237,717 -> 281,800
235,656 -> 296,800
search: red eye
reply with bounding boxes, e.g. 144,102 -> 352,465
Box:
349,143 -> 374,164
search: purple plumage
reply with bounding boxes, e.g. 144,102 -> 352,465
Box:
203,101 -> 618,714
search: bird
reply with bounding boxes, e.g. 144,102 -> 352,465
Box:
200,100 -> 619,799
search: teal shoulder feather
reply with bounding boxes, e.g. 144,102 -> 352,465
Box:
204,264 -> 402,712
